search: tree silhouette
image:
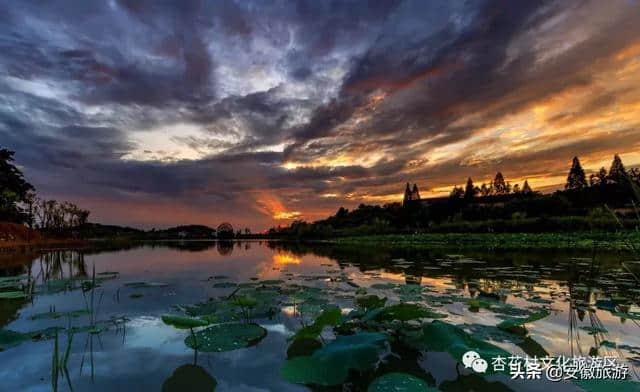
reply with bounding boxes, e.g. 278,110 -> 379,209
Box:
608,154 -> 627,183
522,180 -> 533,194
492,172 -> 508,194
0,148 -> 35,223
464,177 -> 476,200
449,186 -> 464,199
596,167 -> 608,186
565,156 -> 588,190
479,183 -> 491,197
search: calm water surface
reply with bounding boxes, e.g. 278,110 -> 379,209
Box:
1,241 -> 639,391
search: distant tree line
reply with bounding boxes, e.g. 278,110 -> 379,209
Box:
449,172 -> 534,200
270,154 -> 640,238
1,148 -> 90,235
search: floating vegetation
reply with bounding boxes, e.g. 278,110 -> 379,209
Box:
4,244 -> 640,390
497,310 -> 550,334
212,282 -> 236,288
162,364 -> 217,392
30,309 -> 90,320
0,291 -> 28,300
376,303 -> 447,322
368,373 -> 436,392
161,315 -> 209,329
419,321 -> 510,374
0,329 -> 31,350
281,332 -> 388,386
291,306 -> 341,342
124,281 -> 169,288
184,323 -> 267,352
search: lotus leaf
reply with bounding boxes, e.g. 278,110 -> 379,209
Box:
124,281 -> 168,288
356,295 -> 387,311
162,315 -> 209,329
184,323 -> 267,352
0,291 -> 28,300
287,337 -> 322,358
377,304 -> 447,322
162,364 -> 217,392
497,310 -> 550,333
420,320 -> 510,373
281,332 -> 388,386
368,373 -> 436,392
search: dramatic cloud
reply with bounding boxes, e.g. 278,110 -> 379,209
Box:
1,0 -> 639,230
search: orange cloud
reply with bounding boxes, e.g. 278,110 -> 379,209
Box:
253,191 -> 301,221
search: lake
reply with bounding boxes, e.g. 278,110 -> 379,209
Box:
1,241 -> 639,391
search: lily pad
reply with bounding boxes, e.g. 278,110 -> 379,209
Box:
420,321 -> 510,374
0,291 -> 28,300
287,338 -> 322,359
185,323 -> 267,352
281,332 -> 388,386
368,373 -> 436,392
124,281 -> 169,288
162,364 -> 217,392
371,283 -> 396,290
356,295 -> 387,311
0,329 -> 30,350
212,282 -> 237,288
611,311 -> 640,321
29,310 -> 90,320
292,305 -> 342,341
497,310 -> 550,334
377,304 -> 447,322
162,315 -> 209,329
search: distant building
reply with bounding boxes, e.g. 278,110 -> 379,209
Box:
403,183 -> 421,206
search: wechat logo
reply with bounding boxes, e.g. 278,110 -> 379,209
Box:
462,351 -> 488,373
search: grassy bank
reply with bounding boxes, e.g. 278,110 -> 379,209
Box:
331,232 -> 640,250
0,238 -> 87,253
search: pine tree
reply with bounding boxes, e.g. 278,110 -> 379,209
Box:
464,177 -> 476,199
403,183 -> 411,205
522,180 -> 532,194
0,148 -> 35,222
492,172 -> 508,194
597,167 -> 608,186
479,183 -> 490,197
565,156 -> 588,190
608,154 -> 627,183
449,186 -> 464,199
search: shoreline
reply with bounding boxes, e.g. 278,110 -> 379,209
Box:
0,238 -> 87,253
328,232 -> 639,250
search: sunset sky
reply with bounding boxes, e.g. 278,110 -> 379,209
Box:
1,0 -> 640,230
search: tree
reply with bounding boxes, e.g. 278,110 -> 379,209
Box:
464,177 -> 476,200
565,156 -> 588,190
630,168 -> 640,184
596,167 -> 608,186
479,183 -> 491,197
492,172 -> 508,194
522,180 -> 533,194
608,154 -> 627,183
0,148 -> 35,223
449,186 -> 464,199
512,183 -> 520,194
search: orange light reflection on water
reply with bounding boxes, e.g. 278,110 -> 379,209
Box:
273,252 -> 302,265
